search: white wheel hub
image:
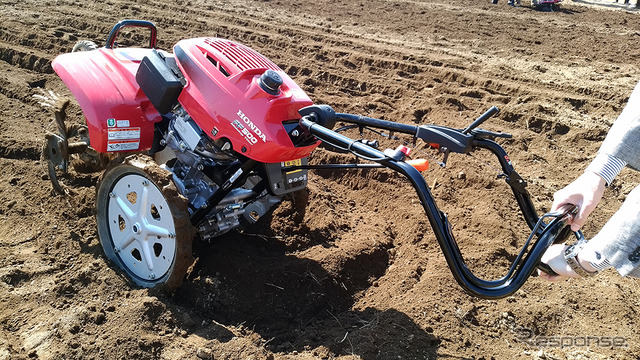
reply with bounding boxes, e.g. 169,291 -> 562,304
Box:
106,173 -> 177,281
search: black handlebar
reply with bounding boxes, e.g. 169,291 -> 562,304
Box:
297,105 -> 578,299
105,19 -> 157,49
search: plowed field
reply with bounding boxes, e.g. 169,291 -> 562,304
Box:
1,0 -> 640,359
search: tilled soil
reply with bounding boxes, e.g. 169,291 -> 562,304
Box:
1,0 -> 640,359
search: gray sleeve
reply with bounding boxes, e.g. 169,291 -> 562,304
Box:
599,81 -> 640,171
582,184 -> 640,277
580,80 -> 640,277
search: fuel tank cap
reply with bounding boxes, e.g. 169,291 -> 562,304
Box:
259,70 -> 283,95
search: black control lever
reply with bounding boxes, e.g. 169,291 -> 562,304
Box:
462,106 -> 500,134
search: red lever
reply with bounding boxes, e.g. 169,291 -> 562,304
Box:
396,145 -> 411,156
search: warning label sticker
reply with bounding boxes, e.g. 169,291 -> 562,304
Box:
282,159 -> 302,174
107,140 -> 139,152
108,127 -> 140,141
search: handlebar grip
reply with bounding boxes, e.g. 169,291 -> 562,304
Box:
462,106 -> 500,134
557,203 -> 579,222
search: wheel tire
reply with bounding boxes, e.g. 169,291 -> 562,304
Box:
96,155 -> 195,293
72,40 -> 98,52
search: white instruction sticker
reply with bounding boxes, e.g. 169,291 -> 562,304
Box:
107,140 -> 140,152
108,127 -> 140,140
116,120 -> 130,128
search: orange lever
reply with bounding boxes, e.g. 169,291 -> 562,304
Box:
406,159 -> 429,171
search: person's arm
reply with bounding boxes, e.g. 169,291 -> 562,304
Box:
539,157 -> 622,281
598,81 -> 640,172
549,79 -> 640,229
580,185 -> 640,277
540,81 -> 640,280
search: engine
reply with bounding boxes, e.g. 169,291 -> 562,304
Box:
155,107 -> 282,240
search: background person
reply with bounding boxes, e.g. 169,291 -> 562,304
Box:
492,0 -> 523,6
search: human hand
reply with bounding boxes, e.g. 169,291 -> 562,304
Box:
538,243 -> 600,281
537,244 -> 580,281
550,171 -> 606,232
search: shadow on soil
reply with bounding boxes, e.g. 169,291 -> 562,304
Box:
167,230 -> 440,359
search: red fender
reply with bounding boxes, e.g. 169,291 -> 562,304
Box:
52,48 -> 162,153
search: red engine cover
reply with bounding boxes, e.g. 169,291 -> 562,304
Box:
174,38 -> 318,163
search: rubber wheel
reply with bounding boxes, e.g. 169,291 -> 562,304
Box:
72,40 -> 98,52
96,155 -> 195,292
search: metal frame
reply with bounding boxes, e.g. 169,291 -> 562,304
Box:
105,19 -> 158,49
295,108 -> 578,299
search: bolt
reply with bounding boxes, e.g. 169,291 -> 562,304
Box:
291,130 -> 300,137
169,233 -> 176,239
149,272 -> 156,280
142,180 -> 149,187
197,164 -> 204,171
114,246 -> 121,253
226,203 -> 242,211
159,139 -> 166,146
109,192 -> 116,198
